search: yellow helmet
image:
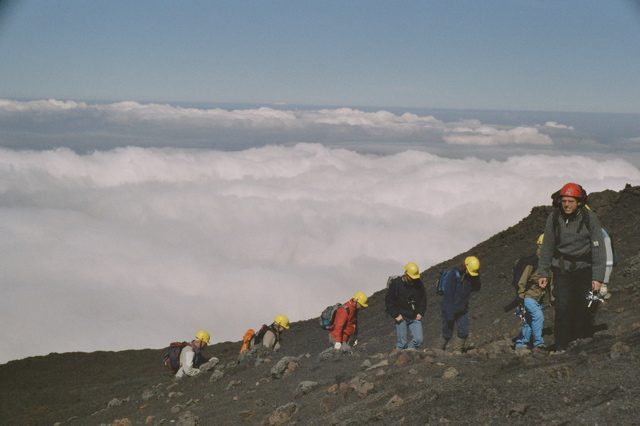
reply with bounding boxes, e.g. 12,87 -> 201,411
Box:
464,256 -> 480,276
274,314 -> 290,329
404,262 -> 420,280
195,330 -> 211,345
353,291 -> 369,307
537,234 -> 544,246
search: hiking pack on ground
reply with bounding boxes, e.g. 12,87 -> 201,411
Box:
163,341 -> 190,374
436,269 -> 460,296
320,303 -> 348,329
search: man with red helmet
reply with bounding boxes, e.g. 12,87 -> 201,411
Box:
538,183 -> 606,354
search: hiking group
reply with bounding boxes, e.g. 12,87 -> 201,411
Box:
165,182 -> 612,375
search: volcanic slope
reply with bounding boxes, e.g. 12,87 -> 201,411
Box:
1,185 -> 639,425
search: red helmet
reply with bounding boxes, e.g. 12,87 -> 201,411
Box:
559,183 -> 583,199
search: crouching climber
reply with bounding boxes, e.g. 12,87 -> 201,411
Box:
256,314 -> 290,352
175,330 -> 219,378
328,292 -> 369,351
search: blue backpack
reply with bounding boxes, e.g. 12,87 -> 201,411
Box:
320,303 -> 348,329
436,269 -> 460,296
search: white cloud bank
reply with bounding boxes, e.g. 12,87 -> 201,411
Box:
1,144 -> 638,364
0,99 -> 562,149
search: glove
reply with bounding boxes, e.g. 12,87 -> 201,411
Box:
334,342 -> 342,350
599,284 -> 608,296
352,339 -> 358,347
199,357 -> 219,372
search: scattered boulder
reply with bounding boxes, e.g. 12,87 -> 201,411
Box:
176,410 -> 200,426
271,356 -> 299,379
442,367 -> 459,379
268,402 -> 299,425
385,395 -> 404,411
295,380 -> 319,396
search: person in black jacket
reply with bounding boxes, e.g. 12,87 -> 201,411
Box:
438,256 -> 481,352
385,262 -> 428,349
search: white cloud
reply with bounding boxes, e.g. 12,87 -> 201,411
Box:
443,124 -> 553,146
0,144 -> 638,363
543,121 -> 575,131
0,99 -> 570,149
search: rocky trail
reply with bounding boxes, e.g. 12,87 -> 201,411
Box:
1,185 -> 639,425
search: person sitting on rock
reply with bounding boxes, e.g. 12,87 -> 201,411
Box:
176,330 -> 219,378
514,235 -> 554,352
328,292 -> 369,351
386,262 -> 428,350
438,256 -> 482,352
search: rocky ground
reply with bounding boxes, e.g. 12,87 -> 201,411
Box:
1,185 -> 639,425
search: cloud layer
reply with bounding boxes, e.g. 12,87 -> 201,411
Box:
1,143 -> 638,363
0,99 -> 576,152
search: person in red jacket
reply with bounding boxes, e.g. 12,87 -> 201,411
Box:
329,292 -> 369,350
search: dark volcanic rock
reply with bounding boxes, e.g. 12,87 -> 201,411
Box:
1,185 -> 639,425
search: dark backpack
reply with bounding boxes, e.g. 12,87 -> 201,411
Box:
436,269 -> 460,296
511,254 -> 538,295
253,324 -> 269,346
163,342 -> 190,374
320,303 -> 348,330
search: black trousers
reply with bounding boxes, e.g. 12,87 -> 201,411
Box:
552,267 -> 592,350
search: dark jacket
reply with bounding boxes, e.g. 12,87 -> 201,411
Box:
385,276 -> 427,320
440,267 -> 481,321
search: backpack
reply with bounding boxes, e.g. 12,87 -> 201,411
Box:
602,227 -> 616,284
436,269 -> 460,296
239,329 -> 255,354
253,324 -> 270,346
511,254 -> 538,295
163,342 -> 189,374
319,303 -> 348,330
386,275 -> 400,288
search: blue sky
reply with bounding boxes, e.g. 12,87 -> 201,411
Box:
1,0 -> 639,113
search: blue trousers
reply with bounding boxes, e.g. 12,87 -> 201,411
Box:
395,318 -> 424,349
441,310 -> 469,340
515,297 -> 545,348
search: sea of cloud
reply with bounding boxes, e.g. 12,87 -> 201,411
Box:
1,99 -> 639,363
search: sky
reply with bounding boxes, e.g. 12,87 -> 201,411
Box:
1,0 -> 639,113
1,1 -> 640,364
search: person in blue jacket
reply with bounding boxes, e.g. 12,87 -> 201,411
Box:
438,256 -> 482,352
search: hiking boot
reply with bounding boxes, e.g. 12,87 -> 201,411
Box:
449,336 -> 466,352
551,349 -> 567,356
435,336 -> 449,351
